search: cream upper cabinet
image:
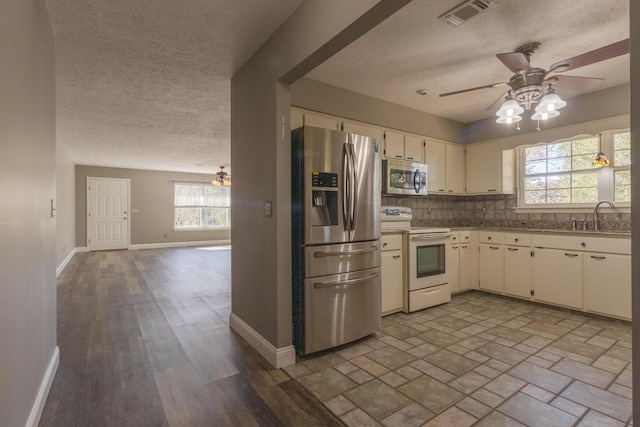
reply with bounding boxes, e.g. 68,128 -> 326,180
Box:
301,111 -> 340,130
383,130 -> 424,162
424,138 -> 465,194
424,138 -> 446,193
466,141 -> 515,194
445,143 -> 466,194
404,134 -> 423,162
342,120 -> 382,142
291,108 -> 304,129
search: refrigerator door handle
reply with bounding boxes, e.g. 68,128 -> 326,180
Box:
348,139 -> 357,236
342,144 -> 351,233
314,272 -> 379,289
313,246 -> 378,258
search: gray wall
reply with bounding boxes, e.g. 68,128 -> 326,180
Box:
56,142 -> 76,266
75,165 -> 230,247
231,0 -> 412,350
0,0 -> 57,425
292,77 -> 465,142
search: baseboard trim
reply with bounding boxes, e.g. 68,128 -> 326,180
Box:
229,313 -> 296,369
129,240 -> 231,250
56,248 -> 77,278
26,346 -> 59,427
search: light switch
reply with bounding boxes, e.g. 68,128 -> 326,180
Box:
264,201 -> 272,218
131,208 -> 139,214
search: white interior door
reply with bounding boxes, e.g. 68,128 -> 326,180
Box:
87,177 -> 129,251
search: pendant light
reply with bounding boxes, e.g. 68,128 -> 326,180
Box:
212,166 -> 231,186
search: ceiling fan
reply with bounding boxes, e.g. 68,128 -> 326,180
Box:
439,39 -> 630,123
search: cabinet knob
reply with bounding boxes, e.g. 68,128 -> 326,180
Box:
581,242 -> 586,247
383,242 -> 387,247
515,238 -> 519,242
488,236 -> 492,240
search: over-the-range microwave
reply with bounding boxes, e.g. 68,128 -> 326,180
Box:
382,159 -> 427,196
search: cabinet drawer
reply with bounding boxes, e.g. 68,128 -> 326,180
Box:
504,233 -> 531,246
459,230 -> 472,243
408,283 -> 451,312
449,231 -> 460,243
533,234 -> 630,254
479,231 -> 504,244
381,233 -> 403,251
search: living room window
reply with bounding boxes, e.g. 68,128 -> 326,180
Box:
174,183 -> 230,229
518,130 -> 630,208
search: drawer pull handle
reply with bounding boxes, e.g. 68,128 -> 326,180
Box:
508,248 -> 518,252
392,255 -> 401,260
590,256 -> 606,260
564,253 -> 578,258
489,246 -> 500,250
461,245 -> 468,249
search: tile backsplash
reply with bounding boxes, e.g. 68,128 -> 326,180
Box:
382,194 -> 631,232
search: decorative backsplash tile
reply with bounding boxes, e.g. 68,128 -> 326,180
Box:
382,194 -> 631,232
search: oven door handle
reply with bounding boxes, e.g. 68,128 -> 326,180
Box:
410,234 -> 452,241
314,272 -> 379,289
314,246 -> 378,257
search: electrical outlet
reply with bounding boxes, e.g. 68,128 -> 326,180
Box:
264,201 -> 272,218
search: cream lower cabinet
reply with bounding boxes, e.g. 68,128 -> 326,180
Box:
479,231 -> 503,293
584,252 -> 631,319
448,232 -> 461,293
503,233 -> 532,299
381,233 -> 403,315
533,248 -> 583,309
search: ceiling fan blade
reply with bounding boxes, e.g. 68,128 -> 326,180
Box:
546,75 -> 604,91
486,90 -> 509,111
439,82 -> 507,97
549,39 -> 629,73
496,52 -> 533,73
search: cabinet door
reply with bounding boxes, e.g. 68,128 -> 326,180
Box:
304,112 -> 340,130
384,130 -> 405,160
449,245 -> 460,293
504,246 -> 531,299
445,143 -> 466,194
424,138 -> 446,193
404,134 -> 423,162
342,121 -> 382,142
381,250 -> 403,315
479,244 -> 503,293
584,253 -> 631,319
533,248 -> 582,309
466,142 -> 500,194
459,243 -> 475,290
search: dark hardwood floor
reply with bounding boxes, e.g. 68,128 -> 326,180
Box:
40,247 -> 341,427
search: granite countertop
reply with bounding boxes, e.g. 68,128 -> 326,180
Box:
450,227 -> 631,238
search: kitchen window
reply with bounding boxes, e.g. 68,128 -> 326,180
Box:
518,130 -> 630,208
174,183 -> 230,230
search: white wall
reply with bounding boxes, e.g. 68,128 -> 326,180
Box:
56,142 -> 76,268
0,0 -> 58,426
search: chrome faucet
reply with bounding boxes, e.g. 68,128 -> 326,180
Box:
593,200 -> 614,231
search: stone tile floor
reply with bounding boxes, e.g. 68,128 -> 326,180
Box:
284,291 -> 633,426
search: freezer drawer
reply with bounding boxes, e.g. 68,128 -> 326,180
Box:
305,240 -> 380,278
303,267 -> 381,355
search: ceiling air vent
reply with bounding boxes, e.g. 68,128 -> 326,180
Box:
438,0 -> 497,27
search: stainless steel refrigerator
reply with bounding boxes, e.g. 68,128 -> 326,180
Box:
291,126 -> 381,356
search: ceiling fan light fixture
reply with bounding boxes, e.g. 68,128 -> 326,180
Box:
496,115 -> 522,124
531,110 -> 560,121
211,166 -> 231,186
496,98 -> 524,118
535,90 -> 567,113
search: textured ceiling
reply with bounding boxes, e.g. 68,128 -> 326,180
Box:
48,0 -> 629,174
47,0 -> 305,174
308,0 -> 630,124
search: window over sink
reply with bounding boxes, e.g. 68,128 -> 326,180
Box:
517,129 -> 631,208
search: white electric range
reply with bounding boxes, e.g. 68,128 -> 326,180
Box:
381,207 -> 453,312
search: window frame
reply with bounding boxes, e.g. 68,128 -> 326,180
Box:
516,129 -> 631,211
173,182 -> 231,231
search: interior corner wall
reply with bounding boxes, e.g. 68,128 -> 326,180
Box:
231,0 -> 413,353
0,0 -> 57,426
292,77 -> 466,142
56,142 -> 76,267
75,165 -> 231,247
629,1 -> 639,418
